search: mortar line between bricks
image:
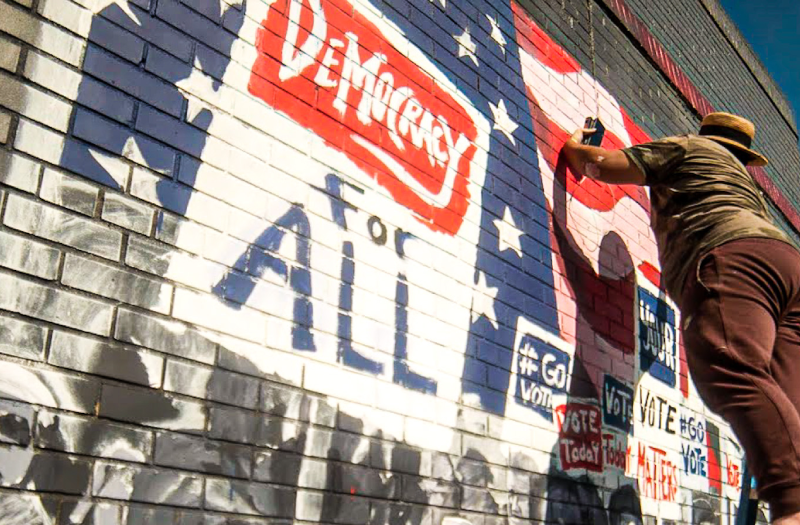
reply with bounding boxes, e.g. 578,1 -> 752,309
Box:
61,73 -> 83,138
28,393 -> 40,449
157,344 -> 170,392
128,93 -> 141,135
107,304 -> 121,347
167,283 -> 177,319
90,177 -> 106,218
0,185 -> 8,224
13,41 -> 28,78
41,323 -> 55,362
1,112 -> 20,153
31,158 -> 44,195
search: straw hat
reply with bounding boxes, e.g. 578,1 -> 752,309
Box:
698,112 -> 768,166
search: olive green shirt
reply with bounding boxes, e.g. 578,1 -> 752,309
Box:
622,134 -> 797,301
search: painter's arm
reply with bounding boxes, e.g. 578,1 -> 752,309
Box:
562,128 -> 646,185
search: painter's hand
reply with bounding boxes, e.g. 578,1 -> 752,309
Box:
569,127 -> 596,145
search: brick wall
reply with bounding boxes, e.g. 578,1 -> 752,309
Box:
0,0 -> 792,523
618,0 -> 800,206
698,0 -> 796,133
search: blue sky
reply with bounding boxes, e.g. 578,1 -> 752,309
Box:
719,0 -> 800,141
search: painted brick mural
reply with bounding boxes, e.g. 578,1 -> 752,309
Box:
0,0 -> 796,523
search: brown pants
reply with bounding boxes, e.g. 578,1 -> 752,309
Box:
680,238 -> 800,518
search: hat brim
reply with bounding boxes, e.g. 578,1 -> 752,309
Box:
704,136 -> 768,167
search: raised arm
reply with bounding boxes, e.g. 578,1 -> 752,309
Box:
562,128 -> 646,185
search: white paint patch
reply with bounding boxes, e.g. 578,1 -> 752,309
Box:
91,0 -> 141,25
442,517 -> 473,525
0,366 -> 59,409
0,492 -> 54,525
585,162 -> 601,179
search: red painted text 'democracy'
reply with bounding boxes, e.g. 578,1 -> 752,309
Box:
250,0 -> 482,235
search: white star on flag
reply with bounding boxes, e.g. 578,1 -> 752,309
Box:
489,99 -> 519,145
454,27 -> 478,67
430,0 -> 445,7
486,15 -> 507,53
88,149 -> 127,187
95,0 -> 142,24
471,271 -> 499,329
122,135 -> 146,166
494,206 -> 524,257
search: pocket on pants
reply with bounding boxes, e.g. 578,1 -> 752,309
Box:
680,251 -> 732,372
695,250 -> 719,293
680,250 -> 719,326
